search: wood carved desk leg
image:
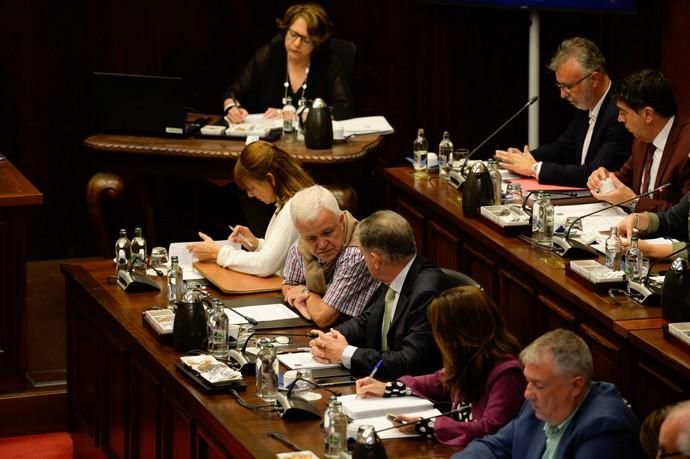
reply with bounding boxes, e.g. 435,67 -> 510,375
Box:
87,172 -> 124,258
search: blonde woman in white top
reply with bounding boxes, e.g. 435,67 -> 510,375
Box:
187,140 -> 314,277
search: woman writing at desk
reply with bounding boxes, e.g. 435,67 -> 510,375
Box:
223,3 -> 353,122
355,286 -> 525,447
187,140 -> 314,276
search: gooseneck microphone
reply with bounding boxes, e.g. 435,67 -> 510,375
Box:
286,375 -> 342,399
553,182 -> 672,259
231,308 -> 258,326
460,96 -> 538,177
277,375 -> 342,421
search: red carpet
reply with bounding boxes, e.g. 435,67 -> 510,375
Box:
0,432 -> 72,458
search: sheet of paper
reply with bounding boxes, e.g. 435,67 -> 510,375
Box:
338,393 -> 435,420
169,240 -> 236,280
348,408 -> 442,439
224,303 -> 298,325
277,352 -> 343,370
508,177 -> 587,192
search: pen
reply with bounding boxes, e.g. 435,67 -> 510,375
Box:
228,225 -> 255,250
356,359 -> 383,399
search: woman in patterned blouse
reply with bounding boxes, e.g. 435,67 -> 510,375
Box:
355,286 -> 526,447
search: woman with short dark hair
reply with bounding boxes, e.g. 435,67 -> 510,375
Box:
223,3 -> 352,122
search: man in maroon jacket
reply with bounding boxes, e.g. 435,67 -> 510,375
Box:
587,69 -> 690,212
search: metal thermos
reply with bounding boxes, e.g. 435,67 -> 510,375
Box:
303,98 -> 333,149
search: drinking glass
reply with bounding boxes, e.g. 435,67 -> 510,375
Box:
450,148 -> 470,170
150,247 -> 169,270
640,257 -> 650,279
564,216 -> 583,234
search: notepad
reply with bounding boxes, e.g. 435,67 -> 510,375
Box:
338,393 -> 434,420
347,408 -> 442,439
224,303 -> 299,325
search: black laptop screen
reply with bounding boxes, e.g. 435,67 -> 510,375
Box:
93,72 -> 186,136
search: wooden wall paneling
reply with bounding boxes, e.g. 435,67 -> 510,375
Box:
66,282 -> 101,444
498,269 -> 538,348
162,390 -> 194,459
578,323 -> 629,397
196,427 -> 231,459
101,328 -> 130,459
462,243 -> 498,302
426,219 -> 461,270
632,358 -> 690,421
537,293 -> 578,335
394,197 -> 426,255
129,358 -> 162,459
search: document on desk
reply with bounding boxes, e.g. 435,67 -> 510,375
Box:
224,303 -> 299,325
338,393 -> 434,420
277,352 -> 343,371
169,241 -> 235,280
554,203 -> 628,234
334,116 -> 394,136
348,408 -> 442,439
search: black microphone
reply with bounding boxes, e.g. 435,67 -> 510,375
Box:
375,407 -> 462,433
643,242 -> 690,286
460,96 -> 538,177
286,374 -> 342,399
449,97 -> 538,190
231,308 -> 258,326
229,331 -> 317,374
627,243 -> 689,306
131,256 -> 164,276
553,182 -> 672,259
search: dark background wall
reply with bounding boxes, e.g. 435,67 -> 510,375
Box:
0,0 -> 680,260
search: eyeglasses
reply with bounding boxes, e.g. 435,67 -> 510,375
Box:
657,447 -> 686,458
555,72 -> 593,92
287,29 -> 315,46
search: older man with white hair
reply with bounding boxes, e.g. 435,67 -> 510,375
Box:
658,401 -> 690,458
281,185 -> 380,328
456,329 -> 643,458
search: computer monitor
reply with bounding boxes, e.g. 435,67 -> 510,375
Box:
93,72 -> 191,136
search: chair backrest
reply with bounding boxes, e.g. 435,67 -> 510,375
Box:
441,268 -> 481,289
329,38 -> 356,91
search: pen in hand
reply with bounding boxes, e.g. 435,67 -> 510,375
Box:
356,359 -> 383,399
228,225 -> 255,250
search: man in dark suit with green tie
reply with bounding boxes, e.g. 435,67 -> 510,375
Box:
308,210 -> 451,379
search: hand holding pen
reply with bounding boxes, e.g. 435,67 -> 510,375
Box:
355,359 -> 383,399
228,225 -> 257,251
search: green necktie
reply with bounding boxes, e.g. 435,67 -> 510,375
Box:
381,287 -> 396,351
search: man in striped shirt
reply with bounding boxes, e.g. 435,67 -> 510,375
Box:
282,185 -> 379,328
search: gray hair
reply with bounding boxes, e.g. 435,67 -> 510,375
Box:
520,329 -> 593,384
290,185 -> 341,225
669,401 -> 690,454
548,37 -> 607,74
358,210 -> 416,264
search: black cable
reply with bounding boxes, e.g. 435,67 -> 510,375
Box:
228,389 -> 280,412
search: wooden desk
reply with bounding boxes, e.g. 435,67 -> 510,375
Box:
62,260 -> 457,458
84,131 -> 383,256
383,166 -> 690,419
0,160 -> 42,391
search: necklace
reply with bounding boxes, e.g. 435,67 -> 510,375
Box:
283,65 -> 309,107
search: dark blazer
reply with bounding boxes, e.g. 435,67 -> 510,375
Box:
615,116 -> 690,212
454,382 -> 644,459
534,89 -> 632,187
224,37 -> 353,120
335,256 -> 450,379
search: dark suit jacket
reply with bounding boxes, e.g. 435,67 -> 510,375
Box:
615,116 -> 690,212
534,89 -> 632,187
455,382 -> 644,459
335,256 -> 450,379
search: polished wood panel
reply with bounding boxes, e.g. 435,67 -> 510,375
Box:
63,259 -> 458,458
0,160 -> 42,391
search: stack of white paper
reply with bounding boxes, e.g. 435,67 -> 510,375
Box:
338,393 -> 434,420
333,116 -> 394,137
168,240 -> 235,280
